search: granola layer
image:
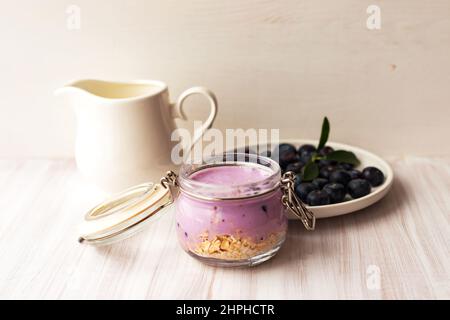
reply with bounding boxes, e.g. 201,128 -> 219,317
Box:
191,231 -> 285,260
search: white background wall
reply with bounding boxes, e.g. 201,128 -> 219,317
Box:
1,0 -> 449,158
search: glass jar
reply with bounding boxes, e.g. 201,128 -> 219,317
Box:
175,154 -> 287,266
78,153 -> 315,267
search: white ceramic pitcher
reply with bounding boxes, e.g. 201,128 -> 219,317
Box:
55,79 -> 218,193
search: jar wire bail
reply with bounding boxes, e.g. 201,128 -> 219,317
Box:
280,172 -> 316,230
160,171 -> 179,202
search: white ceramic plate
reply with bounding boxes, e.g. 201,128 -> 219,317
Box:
280,139 -> 394,219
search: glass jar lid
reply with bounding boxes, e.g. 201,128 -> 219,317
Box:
78,181 -> 173,246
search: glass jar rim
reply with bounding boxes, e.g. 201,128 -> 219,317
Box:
178,153 -> 281,200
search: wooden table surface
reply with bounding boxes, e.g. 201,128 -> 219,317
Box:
0,157 -> 448,300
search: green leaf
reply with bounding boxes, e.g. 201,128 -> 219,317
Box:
317,117 -> 330,150
326,150 -> 360,166
302,162 -> 319,181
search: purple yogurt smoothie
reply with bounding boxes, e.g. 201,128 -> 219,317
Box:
175,165 -> 288,260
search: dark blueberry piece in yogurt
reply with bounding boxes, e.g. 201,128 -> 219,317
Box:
347,179 -> 371,199
312,178 -> 329,189
329,170 -> 351,186
362,167 -> 385,187
295,182 -> 318,202
306,190 -> 331,206
261,205 -> 268,213
184,232 -> 188,238
323,183 -> 346,203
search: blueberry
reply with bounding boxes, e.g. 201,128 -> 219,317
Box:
347,179 -> 371,199
285,161 -> 305,174
295,182 -> 318,202
317,159 -> 338,168
323,183 -> 346,203
294,174 -> 302,188
306,190 -> 331,206
299,150 -> 314,163
362,167 -> 385,187
329,170 -> 351,186
312,178 -> 329,189
319,165 -> 336,179
276,143 -> 296,153
337,163 -> 354,170
298,144 -> 316,155
318,146 -> 334,156
272,144 -> 297,169
347,169 -> 362,180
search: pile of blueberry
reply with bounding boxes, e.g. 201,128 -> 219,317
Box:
273,143 -> 385,206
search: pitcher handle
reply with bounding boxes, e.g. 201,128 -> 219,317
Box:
172,86 -> 218,150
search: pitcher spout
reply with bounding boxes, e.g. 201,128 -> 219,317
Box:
54,81 -> 88,97
55,79 -> 168,100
